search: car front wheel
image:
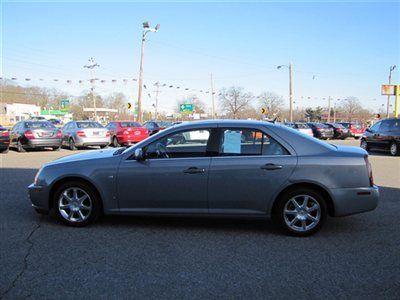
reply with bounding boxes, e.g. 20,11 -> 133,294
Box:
53,181 -> 101,227
273,188 -> 327,237
390,142 -> 399,156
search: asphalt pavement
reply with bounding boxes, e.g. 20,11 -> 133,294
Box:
0,140 -> 399,299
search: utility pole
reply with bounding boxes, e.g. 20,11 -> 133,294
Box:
83,58 -> 100,121
387,65 -> 396,118
210,73 -> 216,119
137,22 -> 160,123
327,96 -> 331,123
289,63 -> 293,122
153,81 -> 160,120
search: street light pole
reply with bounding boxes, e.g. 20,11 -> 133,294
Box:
83,58 -> 100,121
277,63 -> 294,122
387,65 -> 396,119
210,73 -> 216,119
137,21 -> 160,123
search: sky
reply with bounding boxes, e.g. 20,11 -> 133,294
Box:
1,0 -> 400,114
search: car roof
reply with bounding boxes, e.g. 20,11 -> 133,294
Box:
170,119 -> 278,129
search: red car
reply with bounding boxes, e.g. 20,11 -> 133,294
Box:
106,121 -> 149,147
338,122 -> 365,139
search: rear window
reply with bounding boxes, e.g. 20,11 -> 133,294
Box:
25,121 -> 54,129
120,122 -> 141,128
77,122 -> 103,128
339,123 -> 350,129
295,123 -> 309,129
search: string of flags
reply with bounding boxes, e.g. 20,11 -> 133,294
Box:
0,76 -> 329,100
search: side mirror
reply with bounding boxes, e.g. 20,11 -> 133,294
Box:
365,128 -> 372,133
134,148 -> 145,161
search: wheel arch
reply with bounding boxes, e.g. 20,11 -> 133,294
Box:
49,176 -> 104,212
271,182 -> 335,217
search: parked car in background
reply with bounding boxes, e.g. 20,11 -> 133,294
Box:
29,120 -> 379,237
61,121 -> 110,150
9,121 -> 62,152
284,122 -> 314,137
338,122 -> 364,139
143,121 -> 173,135
306,123 -> 334,139
0,125 -> 10,153
106,121 -> 149,147
28,116 -> 47,121
324,123 -> 350,139
360,118 -> 400,156
48,118 -> 62,126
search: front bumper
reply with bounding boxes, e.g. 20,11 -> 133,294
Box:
331,185 -> 379,217
28,183 -> 50,213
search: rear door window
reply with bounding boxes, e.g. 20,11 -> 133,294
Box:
219,128 -> 289,156
388,119 -> 400,131
379,120 -> 390,131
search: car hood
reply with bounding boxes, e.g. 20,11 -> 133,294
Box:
334,145 -> 367,156
48,148 -> 119,165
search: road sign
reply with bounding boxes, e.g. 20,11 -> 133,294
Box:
179,103 -> 194,113
60,99 -> 70,112
261,107 -> 267,114
381,84 -> 396,95
127,102 -> 132,109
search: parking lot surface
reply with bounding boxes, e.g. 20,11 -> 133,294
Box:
1,140 -> 399,299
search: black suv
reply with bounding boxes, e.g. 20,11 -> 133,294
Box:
360,118 -> 400,156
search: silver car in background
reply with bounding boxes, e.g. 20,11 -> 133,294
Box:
61,121 -> 110,150
29,120 -> 379,236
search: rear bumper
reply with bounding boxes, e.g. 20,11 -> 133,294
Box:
117,134 -> 148,144
75,136 -> 110,147
331,185 -> 379,217
28,183 -> 50,213
25,138 -> 61,148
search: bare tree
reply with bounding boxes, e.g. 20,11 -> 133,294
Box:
258,92 -> 284,119
219,86 -> 254,119
340,97 -> 363,121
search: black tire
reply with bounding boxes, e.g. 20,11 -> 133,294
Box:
390,142 -> 399,156
17,140 -> 26,153
69,138 -> 77,151
52,146 -> 61,151
0,148 -> 9,154
100,145 -> 107,149
354,137 -> 360,140
360,139 -> 369,151
272,188 -> 327,237
112,136 -> 120,147
53,181 -> 101,227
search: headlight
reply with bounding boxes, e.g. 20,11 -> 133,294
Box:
34,168 -> 43,186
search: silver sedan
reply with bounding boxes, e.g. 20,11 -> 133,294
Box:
29,120 -> 379,236
61,121 -> 110,150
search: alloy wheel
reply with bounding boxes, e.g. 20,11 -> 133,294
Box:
58,187 -> 92,223
390,143 -> 398,156
283,195 -> 321,232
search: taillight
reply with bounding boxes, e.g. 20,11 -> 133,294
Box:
56,130 -> 62,138
122,130 -> 129,135
1,131 -> 9,137
364,155 -> 374,187
77,130 -> 86,137
336,128 -> 342,133
106,131 -> 110,137
24,130 -> 35,139
317,128 -> 322,131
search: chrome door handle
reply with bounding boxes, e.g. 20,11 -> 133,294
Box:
261,163 -> 283,170
183,167 -> 205,174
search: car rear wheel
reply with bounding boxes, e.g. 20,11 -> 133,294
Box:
112,136 -> 120,147
52,146 -> 60,151
53,181 -> 101,227
360,139 -> 369,151
354,137 -> 360,140
69,138 -> 77,151
17,140 -> 25,153
273,188 -> 327,237
390,142 -> 399,156
100,145 -> 107,149
0,148 -> 9,154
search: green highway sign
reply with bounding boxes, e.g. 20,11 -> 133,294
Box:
60,99 -> 70,112
179,103 -> 194,113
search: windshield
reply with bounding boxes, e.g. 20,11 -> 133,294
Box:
120,122 -> 141,128
77,122 -> 103,128
295,123 -> 309,129
25,121 -> 55,129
